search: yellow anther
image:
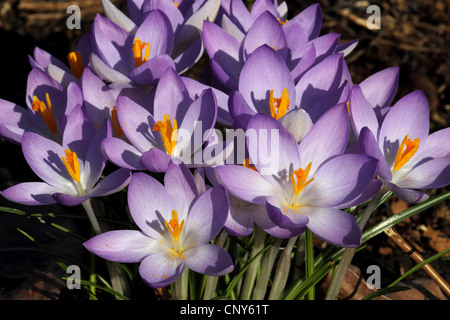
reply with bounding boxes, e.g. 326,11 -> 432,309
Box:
393,135 -> 420,171
62,149 -> 81,182
269,88 -> 290,119
133,38 -> 151,68
152,114 -> 178,155
291,162 -> 314,195
67,51 -> 84,78
110,107 -> 123,137
32,93 -> 57,133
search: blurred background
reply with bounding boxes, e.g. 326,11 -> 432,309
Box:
0,0 -> 448,300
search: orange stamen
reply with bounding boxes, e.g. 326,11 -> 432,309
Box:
269,88 -> 290,119
32,93 -> 57,133
62,149 -> 81,182
277,17 -> 288,26
67,51 -> 84,78
243,158 -> 257,171
393,135 -> 420,171
111,107 -> 123,137
164,210 -> 184,254
291,162 -> 314,195
152,114 -> 178,155
133,38 -> 151,68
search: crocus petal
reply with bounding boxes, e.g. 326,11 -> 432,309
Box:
135,10 -> 174,58
224,201 -> 255,237
139,250 -> 186,288
101,0 -> 137,33
290,43 -> 316,83
229,0 -> 253,32
239,45 -> 295,115
295,53 -> 343,108
1,182 -> 59,205
90,53 -> 132,84
221,14 -> 245,42
294,3 -> 322,40
0,99 -> 33,144
21,132 -> 73,190
265,196 -> 309,230
117,95 -> 162,153
90,168 -> 132,197
52,193 -> 90,206
143,0 -> 184,36
416,127 -> 450,159
181,76 -> 233,127
84,230 -> 157,263
304,206 -> 361,247
306,154 -> 378,207
164,162 -> 199,215
228,91 -> 255,130
299,103 -> 349,174
184,244 -> 234,276
278,108 -> 313,143
154,67 -> 191,122
173,36 -> 204,74
242,11 -> 288,61
385,182 -> 429,204
349,84 -> 380,138
250,0 -> 279,20
215,164 -> 275,205
335,179 -> 383,209
139,148 -> 172,173
101,137 -> 145,170
359,67 -> 399,112
247,113 -> 301,177
184,186 -> 229,245
173,0 -> 221,58
397,156 -> 450,189
127,172 -> 176,239
378,90 -> 430,167
359,127 -> 392,181
129,55 -> 176,86
253,206 -> 306,238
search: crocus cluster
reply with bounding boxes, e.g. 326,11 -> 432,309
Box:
1,0 -> 449,293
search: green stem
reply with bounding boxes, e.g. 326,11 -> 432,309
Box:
268,236 -> 298,300
174,268 -> 189,300
239,226 -> 266,300
253,238 -> 283,300
82,198 -> 129,299
325,185 -> 389,300
203,230 -> 229,300
305,229 -> 315,300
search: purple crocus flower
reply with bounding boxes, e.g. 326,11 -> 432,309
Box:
229,45 -> 348,141
81,66 -> 152,134
101,67 -> 218,172
350,87 -> 450,203
83,162 -> 234,289
91,0 -> 221,85
1,105 -> 131,207
29,33 -> 92,88
216,104 -> 380,246
0,68 -> 83,144
204,1 -> 356,92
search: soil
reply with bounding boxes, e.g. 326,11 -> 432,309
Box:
0,0 -> 448,300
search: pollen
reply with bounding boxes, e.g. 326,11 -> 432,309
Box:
62,149 -> 81,182
164,210 -> 185,256
291,162 -> 314,195
32,94 -> 57,133
133,38 -> 150,68
67,51 -> 84,79
393,135 -> 420,171
153,114 -> 178,155
110,107 -> 124,137
270,88 -> 290,120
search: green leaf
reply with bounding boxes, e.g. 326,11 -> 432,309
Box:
283,261 -> 333,300
61,277 -> 130,300
224,244 -> 273,299
362,286 -> 410,300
